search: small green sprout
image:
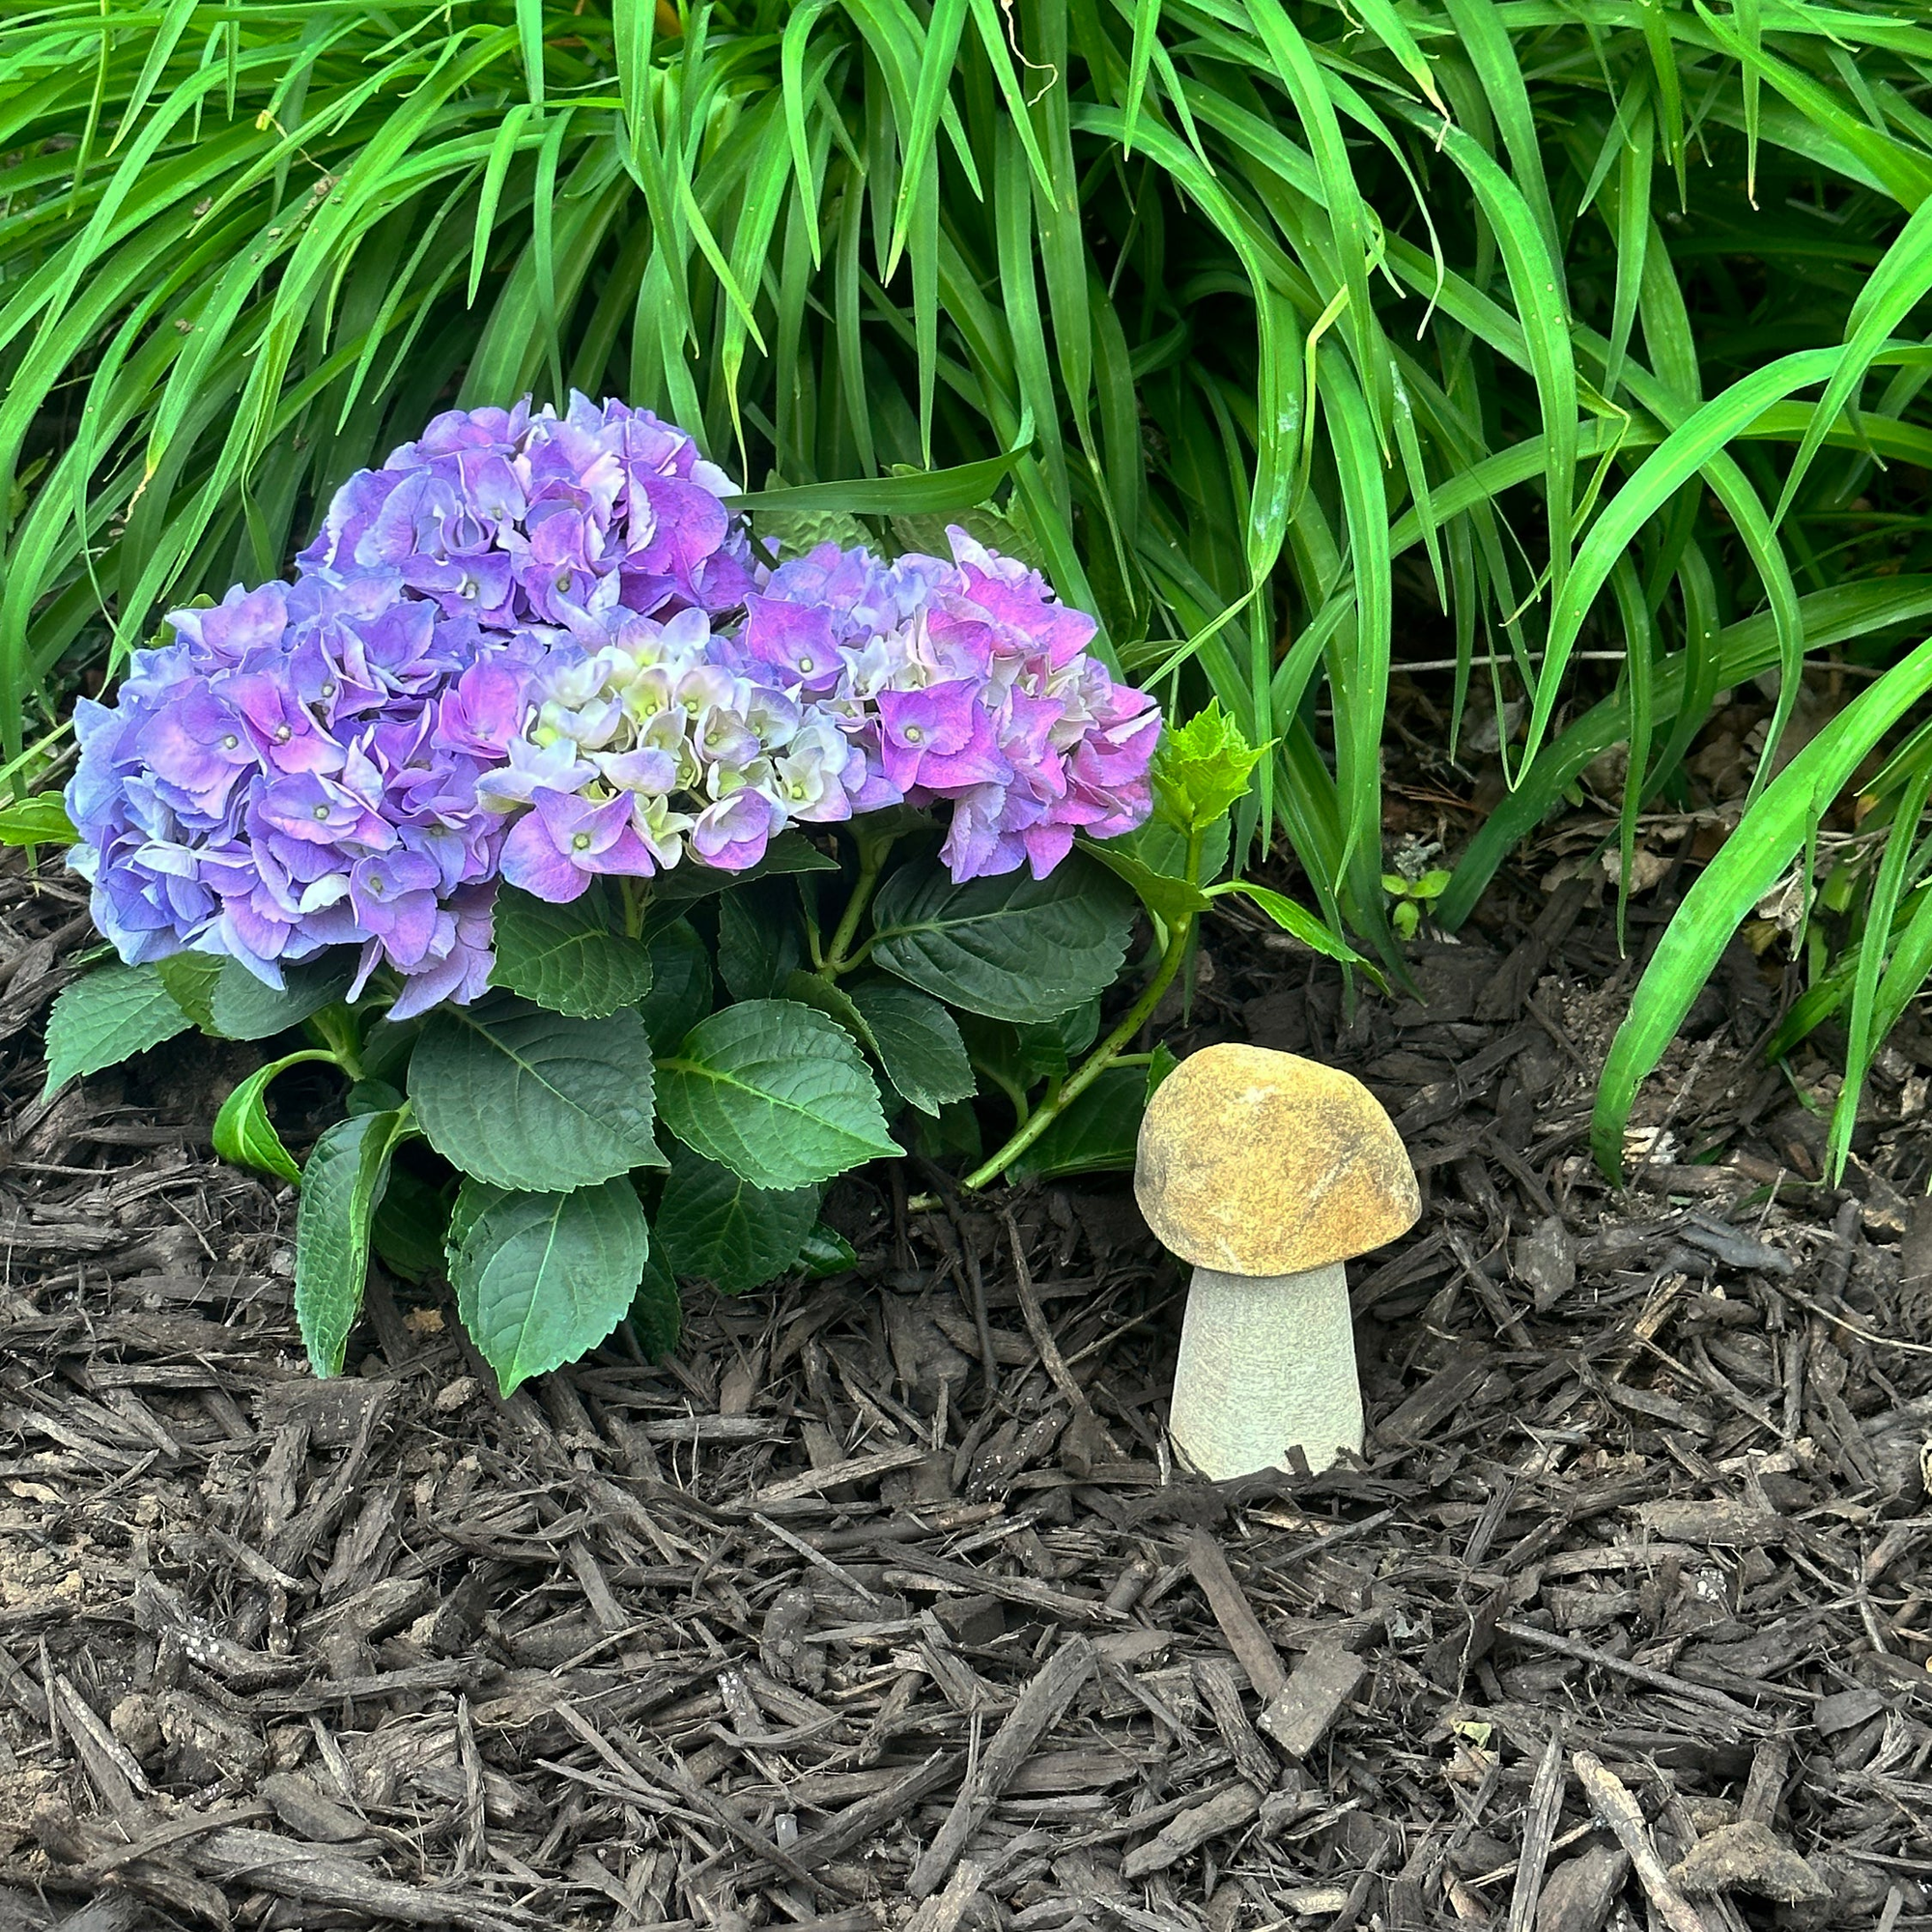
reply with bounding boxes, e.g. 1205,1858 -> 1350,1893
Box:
1382,867 -> 1453,940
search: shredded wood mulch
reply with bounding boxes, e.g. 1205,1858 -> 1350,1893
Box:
0,858 -> 1930,1932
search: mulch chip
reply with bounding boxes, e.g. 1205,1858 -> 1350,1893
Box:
0,854 -> 1928,1929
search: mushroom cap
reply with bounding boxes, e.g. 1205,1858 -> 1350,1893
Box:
1134,1043 -> 1419,1275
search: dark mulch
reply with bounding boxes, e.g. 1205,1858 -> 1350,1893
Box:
0,855 -> 1929,1932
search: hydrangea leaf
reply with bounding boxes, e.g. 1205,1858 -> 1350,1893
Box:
628,1249 -> 683,1360
210,957 -> 355,1040
410,996 -> 666,1192
42,963 -> 192,1099
1007,1061 -> 1149,1182
491,887 -> 655,1019
654,1148 -> 821,1293
296,1108 -> 412,1378
370,1167 -> 453,1284
752,503 -> 872,558
444,1177 -> 508,1276
1088,814 -> 1234,932
213,1047 -> 337,1185
780,970 -> 879,1052
656,999 -> 900,1189
451,1177 -> 648,1397
638,920 -> 712,1052
845,980 -> 975,1118
888,501 -> 1051,575
1151,701 -> 1267,833
869,856 -> 1136,1023
1080,838 -> 1210,930
718,882 -> 803,1000
1021,996 -> 1100,1071
154,954 -> 221,1028
157,952 -> 351,1041
797,1223 -> 860,1278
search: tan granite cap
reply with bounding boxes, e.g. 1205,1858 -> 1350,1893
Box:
1134,1042 -> 1420,1275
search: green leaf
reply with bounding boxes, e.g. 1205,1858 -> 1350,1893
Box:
410,997 -> 665,1193
654,1148 -> 821,1293
1008,1062 -> 1148,1182
370,1166 -> 453,1285
753,503 -> 872,559
915,1099 -> 984,1165
797,1222 -> 859,1278
1151,701 -> 1262,833
1210,883 -> 1368,970
1082,838 -> 1210,929
157,952 -> 352,1041
781,968 -> 875,1051
627,1248 -> 683,1360
154,954 -> 221,1029
845,980 -> 975,1118
889,500 -> 1050,575
1108,814 -> 1233,888
213,1047 -> 336,1185
718,882 -> 804,1000
491,887 -> 654,1019
444,1176 -> 505,1276
638,919 -> 713,1052
1594,633 -> 1932,1178
346,1078 -> 406,1116
1030,997 -> 1102,1066
870,856 -> 1137,1024
657,999 -> 900,1189
958,1010 -> 1039,1100
296,1108 -> 412,1378
451,1176 -> 649,1396
0,794 -> 76,846
722,416 -> 1033,517
43,963 -> 191,1099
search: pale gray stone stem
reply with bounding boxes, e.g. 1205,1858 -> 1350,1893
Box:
1167,1261 -> 1362,1480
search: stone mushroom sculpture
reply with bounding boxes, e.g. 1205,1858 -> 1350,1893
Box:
1134,1042 -> 1420,1480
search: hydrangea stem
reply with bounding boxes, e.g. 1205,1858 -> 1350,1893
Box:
960,910 -> 1194,1192
821,826 -> 895,977
304,1003 -> 365,1080
960,824 -> 1205,1193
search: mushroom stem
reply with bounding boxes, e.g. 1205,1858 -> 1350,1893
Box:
1168,1262 -> 1362,1480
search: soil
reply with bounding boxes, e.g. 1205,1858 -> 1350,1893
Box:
0,847 -> 1930,1932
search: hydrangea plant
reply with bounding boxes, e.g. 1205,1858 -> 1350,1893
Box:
40,398 -> 1340,1395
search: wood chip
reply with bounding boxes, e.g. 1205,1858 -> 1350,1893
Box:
1184,1528 -> 1289,1699
908,1636 -> 1095,1899
1507,1731 -> 1566,1932
1121,1780 -> 1263,1880
748,1441 -> 935,1506
1259,1640 -> 1366,1759
1572,1751 -> 1706,1932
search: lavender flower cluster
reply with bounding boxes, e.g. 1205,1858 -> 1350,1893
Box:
298,393 -> 760,628
69,397 -> 1158,1013
733,537 -> 1157,880
68,573 -> 526,1020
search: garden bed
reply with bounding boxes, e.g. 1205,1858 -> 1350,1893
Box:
0,853 -> 1927,1932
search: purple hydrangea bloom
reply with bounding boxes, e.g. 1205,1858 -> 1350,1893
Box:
478,604 -> 868,881
737,527 -> 1159,880
501,788 -> 658,901
67,571 -> 526,1004
298,394 -> 762,629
